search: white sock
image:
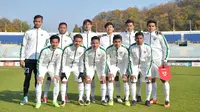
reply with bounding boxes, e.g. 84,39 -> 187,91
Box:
101,83 -> 106,101
115,81 -> 120,96
124,82 -> 130,101
65,81 -> 68,96
61,83 -> 66,101
130,83 -> 136,101
91,79 -> 95,97
163,82 -> 170,102
108,82 -> 114,100
78,83 -> 84,101
152,82 -> 157,100
146,83 -> 152,101
85,83 -> 91,101
43,79 -> 51,97
53,79 -> 59,102
136,80 -> 142,96
36,83 -> 42,103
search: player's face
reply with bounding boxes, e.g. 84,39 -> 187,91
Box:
51,39 -> 59,49
126,23 -> 134,32
91,39 -> 100,50
58,24 -> 67,34
135,35 -> 144,45
113,39 -> 122,48
84,22 -> 92,31
33,18 -> 43,28
73,37 -> 82,48
106,25 -> 114,34
148,23 -> 156,32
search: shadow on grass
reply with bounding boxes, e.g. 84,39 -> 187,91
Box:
0,90 -> 102,106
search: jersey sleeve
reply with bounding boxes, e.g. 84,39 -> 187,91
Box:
55,50 -> 62,76
146,46 -> 153,77
159,34 -> 170,62
122,48 -> 129,74
100,51 -> 107,76
129,46 -> 139,77
20,32 -> 28,60
79,48 -> 86,73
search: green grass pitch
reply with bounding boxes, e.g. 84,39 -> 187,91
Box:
0,66 -> 200,112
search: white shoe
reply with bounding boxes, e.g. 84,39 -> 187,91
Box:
116,97 -> 123,103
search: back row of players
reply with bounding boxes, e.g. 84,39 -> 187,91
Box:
19,15 -> 170,108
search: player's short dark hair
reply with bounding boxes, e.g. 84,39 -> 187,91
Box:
59,22 -> 67,27
91,36 -> 100,42
73,34 -> 83,40
113,34 -> 122,41
34,15 -> 43,20
135,32 -> 144,38
104,22 -> 114,28
50,35 -> 60,42
83,19 -> 92,25
125,19 -> 134,25
147,20 -> 157,26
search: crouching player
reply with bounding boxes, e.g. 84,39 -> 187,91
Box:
61,34 -> 86,106
129,32 -> 153,106
106,35 -> 130,106
35,35 -> 62,109
83,36 -> 107,106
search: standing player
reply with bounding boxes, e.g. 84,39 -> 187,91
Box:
144,20 -> 170,107
100,22 -> 123,103
81,19 -> 98,103
129,32 -> 153,106
60,34 -> 86,106
84,36 -> 107,106
106,35 -> 130,106
42,22 -> 72,103
20,15 -> 50,105
35,35 -> 62,109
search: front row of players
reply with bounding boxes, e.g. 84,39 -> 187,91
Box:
35,32 -> 165,108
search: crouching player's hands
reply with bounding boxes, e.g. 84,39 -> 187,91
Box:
130,75 -> 136,83
122,74 -> 128,83
37,76 -> 43,84
54,75 -> 60,83
145,76 -> 152,83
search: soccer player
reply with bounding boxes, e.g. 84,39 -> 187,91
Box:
20,15 -> 50,105
42,22 -> 72,103
129,32 -> 153,106
35,35 -> 62,109
81,19 -> 98,103
100,22 -> 123,103
144,20 -> 170,107
120,19 -> 137,47
106,35 -> 130,106
83,36 -> 107,106
60,34 -> 86,106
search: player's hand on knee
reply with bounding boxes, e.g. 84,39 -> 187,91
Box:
54,75 -> 60,83
130,75 -> 136,83
108,73 -> 114,83
162,62 -> 167,68
145,76 -> 152,82
85,75 -> 91,84
78,72 -> 85,79
37,76 -> 43,84
122,74 -> 128,83
100,76 -> 106,84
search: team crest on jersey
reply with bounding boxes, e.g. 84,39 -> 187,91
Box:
41,34 -> 43,36
119,52 -> 123,55
144,51 -> 146,54
153,38 -> 157,40
56,54 -> 58,56
98,54 -> 101,57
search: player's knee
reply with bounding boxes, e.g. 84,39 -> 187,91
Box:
85,76 -> 91,84
108,74 -> 114,83
160,79 -> 166,83
62,81 -> 67,84
115,75 -> 119,81
152,78 -> 156,83
130,76 -> 136,83
122,75 -> 128,83
100,76 -> 106,84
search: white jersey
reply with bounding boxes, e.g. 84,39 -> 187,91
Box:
100,33 -> 114,49
120,30 -> 137,48
37,46 -> 63,76
20,28 -> 50,60
57,33 -> 72,49
81,31 -> 98,48
62,43 -> 86,72
144,31 -> 169,62
84,46 -> 107,76
129,43 -> 152,77
106,44 -> 129,75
